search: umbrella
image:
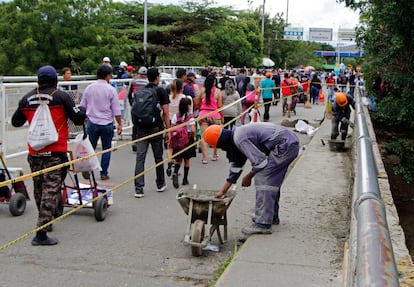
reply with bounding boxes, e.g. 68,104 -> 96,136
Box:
262,58 -> 275,67
304,66 -> 315,72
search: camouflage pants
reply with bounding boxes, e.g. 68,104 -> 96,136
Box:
28,154 -> 67,231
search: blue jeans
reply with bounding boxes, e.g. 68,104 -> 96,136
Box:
134,127 -> 165,192
328,86 -> 335,102
86,121 -> 114,177
311,86 -> 319,104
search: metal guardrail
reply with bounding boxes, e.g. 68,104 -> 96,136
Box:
352,86 -> 400,286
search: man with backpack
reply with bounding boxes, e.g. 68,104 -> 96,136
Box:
128,66 -> 149,152
132,68 -> 170,198
12,65 -> 86,245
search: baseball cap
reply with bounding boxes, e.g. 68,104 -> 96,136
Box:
102,56 -> 111,63
127,65 -> 135,72
37,65 -> 58,81
138,67 -> 147,74
225,70 -> 231,75
119,61 -> 128,68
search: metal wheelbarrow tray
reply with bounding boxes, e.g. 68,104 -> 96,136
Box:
177,188 -> 236,256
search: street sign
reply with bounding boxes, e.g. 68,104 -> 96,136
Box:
347,64 -> 353,70
338,28 -> 356,40
283,27 -> 304,41
309,28 -> 333,42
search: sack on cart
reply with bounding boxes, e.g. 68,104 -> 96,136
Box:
72,134 -> 101,172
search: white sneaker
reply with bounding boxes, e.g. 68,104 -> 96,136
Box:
241,224 -> 272,235
134,191 -> 144,198
156,184 -> 167,192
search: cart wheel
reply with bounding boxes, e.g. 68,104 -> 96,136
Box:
54,191 -> 64,218
94,197 -> 108,222
9,193 -> 26,216
191,219 -> 205,257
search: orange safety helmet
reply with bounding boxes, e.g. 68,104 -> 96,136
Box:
336,93 -> 348,107
203,125 -> 222,147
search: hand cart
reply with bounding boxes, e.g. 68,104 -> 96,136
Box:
0,153 -> 29,216
55,151 -> 112,221
177,188 -> 236,257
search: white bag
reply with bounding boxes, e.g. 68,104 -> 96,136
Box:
27,102 -> 58,150
72,134 -> 102,172
295,120 -> 319,137
249,108 -> 261,123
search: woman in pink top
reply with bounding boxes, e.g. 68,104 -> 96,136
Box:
197,74 -> 223,164
166,79 -> 187,176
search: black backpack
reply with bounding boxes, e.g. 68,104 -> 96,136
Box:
131,87 -> 159,128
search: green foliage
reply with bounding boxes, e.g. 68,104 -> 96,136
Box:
385,138 -> 414,183
208,241 -> 238,286
371,95 -> 414,128
338,0 -> 414,185
339,0 -> 414,128
0,0 -> 351,74
0,0 -> 129,75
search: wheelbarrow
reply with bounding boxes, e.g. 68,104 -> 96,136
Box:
0,153 -> 30,216
177,188 -> 236,257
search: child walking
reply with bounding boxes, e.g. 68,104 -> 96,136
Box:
170,97 -> 196,188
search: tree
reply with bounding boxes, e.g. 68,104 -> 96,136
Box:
339,0 -> 414,182
0,0 -> 127,75
338,0 -> 414,127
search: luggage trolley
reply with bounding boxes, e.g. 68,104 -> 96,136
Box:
0,153 -> 29,216
55,151 -> 112,221
177,188 -> 236,257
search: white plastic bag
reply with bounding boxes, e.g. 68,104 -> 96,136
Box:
249,108 -> 261,123
27,102 -> 58,150
72,134 -> 101,172
295,120 -> 319,137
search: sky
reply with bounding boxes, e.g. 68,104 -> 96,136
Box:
143,0 -> 360,42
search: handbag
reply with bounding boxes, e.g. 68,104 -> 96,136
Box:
72,132 -> 102,172
27,96 -> 58,151
245,90 -> 257,105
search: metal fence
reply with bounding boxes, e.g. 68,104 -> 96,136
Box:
0,76 -> 138,156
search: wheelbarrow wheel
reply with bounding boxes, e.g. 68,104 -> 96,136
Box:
9,192 -> 26,216
191,219 -> 205,257
94,197 -> 108,222
54,191 -> 64,218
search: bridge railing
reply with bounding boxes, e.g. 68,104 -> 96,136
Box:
348,85 -> 400,286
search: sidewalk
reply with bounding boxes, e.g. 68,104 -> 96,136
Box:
216,108 -> 352,287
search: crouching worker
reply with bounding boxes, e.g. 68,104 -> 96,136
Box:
331,92 -> 355,141
203,123 -> 299,235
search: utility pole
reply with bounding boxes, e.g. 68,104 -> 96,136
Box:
261,0 -> 266,38
286,0 -> 289,24
143,0 -> 148,67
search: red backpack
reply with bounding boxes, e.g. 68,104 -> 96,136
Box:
170,114 -> 191,150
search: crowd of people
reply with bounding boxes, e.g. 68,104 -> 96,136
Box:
9,59 -> 361,244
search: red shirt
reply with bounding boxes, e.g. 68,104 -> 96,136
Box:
281,79 -> 293,96
327,77 -> 335,87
